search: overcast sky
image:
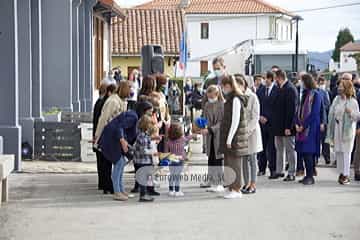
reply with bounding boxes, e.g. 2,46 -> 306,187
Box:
117,0 -> 360,52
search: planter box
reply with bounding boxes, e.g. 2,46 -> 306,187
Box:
43,113 -> 61,122
61,112 -> 92,123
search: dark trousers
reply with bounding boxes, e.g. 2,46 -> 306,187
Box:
320,128 -> 330,162
208,135 -> 223,185
133,163 -> 140,190
258,125 -> 276,174
96,151 -> 114,192
296,152 -> 304,171
302,153 -> 315,177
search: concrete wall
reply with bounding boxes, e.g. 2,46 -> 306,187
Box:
112,56 -> 176,78
41,0 -> 73,112
0,0 -> 22,170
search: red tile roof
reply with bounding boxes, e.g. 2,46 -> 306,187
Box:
112,9 -> 184,56
341,41 -> 360,52
135,0 -> 292,16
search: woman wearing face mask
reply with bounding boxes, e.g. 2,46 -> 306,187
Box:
220,75 -> 248,199
235,74 -> 263,194
202,85 -> 225,193
326,79 -> 359,185
317,76 -> 331,165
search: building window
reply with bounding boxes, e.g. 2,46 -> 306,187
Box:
200,61 -> 208,76
201,23 -> 209,39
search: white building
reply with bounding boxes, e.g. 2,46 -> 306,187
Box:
329,41 -> 360,73
136,0 -> 303,77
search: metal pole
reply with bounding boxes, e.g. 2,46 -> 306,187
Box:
295,18 -> 299,73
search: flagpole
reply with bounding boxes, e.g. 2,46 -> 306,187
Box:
181,9 -> 187,119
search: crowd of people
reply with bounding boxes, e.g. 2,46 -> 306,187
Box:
92,59 -> 360,202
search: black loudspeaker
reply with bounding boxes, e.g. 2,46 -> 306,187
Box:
141,45 -> 164,77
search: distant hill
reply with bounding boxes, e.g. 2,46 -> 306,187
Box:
308,50 -> 333,71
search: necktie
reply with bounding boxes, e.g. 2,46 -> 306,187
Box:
266,87 -> 269,97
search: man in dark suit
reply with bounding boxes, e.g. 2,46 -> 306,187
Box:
257,71 -> 278,177
271,70 -> 298,181
253,74 -> 266,94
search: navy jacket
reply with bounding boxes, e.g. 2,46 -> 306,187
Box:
272,81 -> 298,136
98,111 -> 138,164
257,83 -> 279,129
295,89 -> 321,155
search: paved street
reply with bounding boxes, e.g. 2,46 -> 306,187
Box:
1,165 -> 359,240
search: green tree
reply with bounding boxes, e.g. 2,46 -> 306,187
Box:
332,28 -> 354,62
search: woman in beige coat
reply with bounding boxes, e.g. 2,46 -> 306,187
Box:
95,81 -> 130,143
202,85 -> 225,193
235,75 -> 263,194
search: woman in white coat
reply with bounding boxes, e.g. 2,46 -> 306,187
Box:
235,74 -> 263,194
326,78 -> 359,185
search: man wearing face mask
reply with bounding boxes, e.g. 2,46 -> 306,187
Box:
203,57 -> 225,90
317,76 -> 331,164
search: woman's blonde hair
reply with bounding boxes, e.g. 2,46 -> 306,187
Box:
206,85 -> 224,102
148,125 -> 159,136
137,115 -> 154,133
340,79 -> 356,98
221,75 -> 243,96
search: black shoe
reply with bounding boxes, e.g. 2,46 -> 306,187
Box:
283,175 -> 295,182
148,190 -> 161,196
139,195 -> 154,202
325,158 -> 331,164
355,174 -> 360,181
338,174 -> 344,184
130,187 -> 139,193
268,173 -> 285,179
103,190 -> 114,195
257,171 -> 266,176
243,187 -> 256,194
240,186 -> 248,193
302,177 -> 315,185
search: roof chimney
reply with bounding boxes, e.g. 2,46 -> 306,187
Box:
179,0 -> 190,9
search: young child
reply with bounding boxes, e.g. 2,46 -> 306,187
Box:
165,123 -> 193,197
202,85 -> 225,193
134,115 -> 159,202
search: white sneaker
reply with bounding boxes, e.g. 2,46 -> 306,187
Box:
174,191 -> 185,197
224,187 -> 231,194
215,185 -> 225,193
168,191 -> 175,197
224,190 -> 242,199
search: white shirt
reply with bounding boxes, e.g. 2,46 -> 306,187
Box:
265,82 -> 275,96
226,97 -> 241,145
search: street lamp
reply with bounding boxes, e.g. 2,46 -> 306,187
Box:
292,15 -> 303,73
